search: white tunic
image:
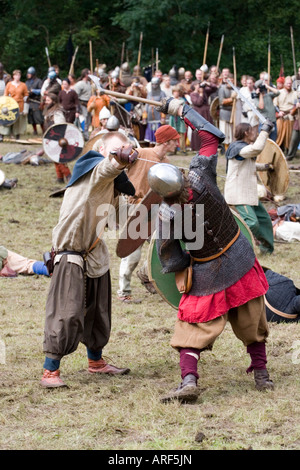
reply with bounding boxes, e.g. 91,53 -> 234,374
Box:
224,130 -> 269,206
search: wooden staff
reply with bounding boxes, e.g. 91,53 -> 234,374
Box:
267,30 -> 271,86
45,47 -> 51,67
290,26 -> 297,77
100,87 -> 162,107
156,48 -> 159,72
68,46 -> 79,75
203,21 -> 210,65
121,42 -> 125,65
151,48 -> 154,75
230,47 -> 237,125
137,32 -> 143,68
216,35 -> 224,71
89,40 -> 93,73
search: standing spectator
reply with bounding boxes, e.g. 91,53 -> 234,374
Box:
276,76 -> 285,90
239,76 -> 259,135
180,70 -> 194,100
73,68 -> 92,140
87,88 -> 110,130
169,86 -> 187,154
218,77 -> 236,150
160,74 -> 173,98
253,81 -> 280,142
25,66 -> 44,135
4,69 -> 29,140
286,89 -> 300,161
273,76 -> 297,153
0,63 -> 10,142
190,79 -> 218,151
59,78 -> 80,124
68,73 -> 77,89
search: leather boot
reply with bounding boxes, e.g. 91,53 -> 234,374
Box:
160,374 -> 200,404
254,369 -> 274,391
88,358 -> 130,375
40,369 -> 68,388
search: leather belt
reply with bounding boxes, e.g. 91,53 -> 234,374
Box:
192,228 -> 240,263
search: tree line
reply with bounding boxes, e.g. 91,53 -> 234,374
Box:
1,0 -> 299,81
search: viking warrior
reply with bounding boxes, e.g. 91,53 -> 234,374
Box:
43,92 -> 72,184
40,132 -> 137,388
25,66 -> 45,135
264,269 -> 300,323
224,122 -> 275,255
144,77 -> 166,144
150,97 -> 274,403
0,245 -> 48,278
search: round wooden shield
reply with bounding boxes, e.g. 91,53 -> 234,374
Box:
147,209 -> 255,310
210,96 -> 219,122
0,96 -> 19,127
80,131 -> 107,156
256,138 -> 289,196
43,123 -> 84,163
0,169 -> 5,186
116,189 -> 162,258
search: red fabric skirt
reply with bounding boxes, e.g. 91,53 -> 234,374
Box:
178,258 -> 269,323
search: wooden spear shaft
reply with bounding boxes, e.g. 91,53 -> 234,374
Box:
267,31 -> 271,86
100,88 -> 162,107
230,47 -> 237,125
203,22 -> 210,65
290,26 -> 297,77
69,46 -> 79,75
89,41 -> 93,73
137,33 -> 143,68
216,35 -> 224,71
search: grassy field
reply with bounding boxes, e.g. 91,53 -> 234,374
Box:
1,130 -> 300,451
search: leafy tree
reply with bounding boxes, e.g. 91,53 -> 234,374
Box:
0,0 -> 299,83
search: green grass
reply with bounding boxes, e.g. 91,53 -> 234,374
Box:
1,130 -> 300,450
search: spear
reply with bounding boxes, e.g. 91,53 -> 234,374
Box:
267,30 -> 271,86
156,48 -> 159,72
290,26 -> 297,77
45,47 -> 51,68
230,47 -> 237,125
121,41 -> 125,65
137,32 -> 143,68
68,46 -> 79,75
216,35 -> 224,71
89,40 -> 93,73
89,74 -> 162,107
202,21 -> 210,65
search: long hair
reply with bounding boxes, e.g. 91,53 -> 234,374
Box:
234,123 -> 252,141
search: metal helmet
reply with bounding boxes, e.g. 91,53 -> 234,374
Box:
27,66 -> 36,75
200,64 -> 208,73
148,163 -> 184,198
106,115 -> 120,131
99,106 -> 111,120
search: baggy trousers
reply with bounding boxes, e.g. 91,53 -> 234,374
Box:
235,201 -> 274,254
43,255 -> 111,361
